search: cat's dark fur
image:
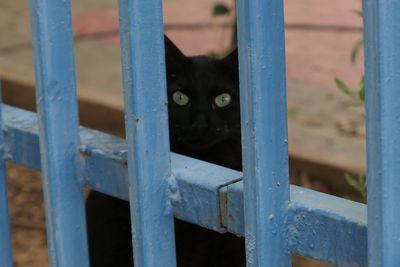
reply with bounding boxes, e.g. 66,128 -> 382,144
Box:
86,36 -> 244,267
165,37 -> 242,170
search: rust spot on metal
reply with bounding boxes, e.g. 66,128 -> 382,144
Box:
219,187 -> 228,228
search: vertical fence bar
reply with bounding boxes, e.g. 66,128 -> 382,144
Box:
0,83 -> 13,267
236,0 -> 291,266
29,1 -> 89,266
118,0 -> 176,266
363,1 -> 400,266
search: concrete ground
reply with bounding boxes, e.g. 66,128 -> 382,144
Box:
0,0 -> 364,90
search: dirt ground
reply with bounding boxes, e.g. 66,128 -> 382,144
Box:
8,164 -> 47,267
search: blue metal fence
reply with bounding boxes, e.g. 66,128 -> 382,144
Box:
118,0 -> 176,265
363,1 -> 400,266
29,1 -> 89,265
0,82 -> 13,267
0,0 -> 399,266
237,0 -> 290,266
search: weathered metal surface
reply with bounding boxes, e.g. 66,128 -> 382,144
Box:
172,153 -> 242,232
28,0 -> 89,266
289,186 -> 367,267
4,105 -> 369,266
3,0 -> 396,266
4,105 -> 242,233
363,1 -> 400,266
117,0 -> 176,265
236,0 -> 291,266
0,86 -> 13,267
222,181 -> 367,267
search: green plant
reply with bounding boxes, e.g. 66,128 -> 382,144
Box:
212,3 -> 231,16
334,7 -> 365,106
344,173 -> 367,202
335,75 -> 367,202
350,9 -> 364,64
334,7 -> 367,202
334,76 -> 365,106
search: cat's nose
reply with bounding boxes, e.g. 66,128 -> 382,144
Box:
192,114 -> 208,129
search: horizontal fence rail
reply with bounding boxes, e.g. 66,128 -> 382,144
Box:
4,104 -> 368,266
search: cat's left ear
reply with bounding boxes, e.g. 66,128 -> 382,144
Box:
164,35 -> 188,74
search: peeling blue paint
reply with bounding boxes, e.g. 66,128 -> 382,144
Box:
222,181 -> 367,266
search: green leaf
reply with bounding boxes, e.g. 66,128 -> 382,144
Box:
358,175 -> 367,200
358,77 -> 365,102
212,3 -> 230,16
344,173 -> 367,202
335,77 -> 353,96
351,38 -> 364,64
345,173 -> 360,190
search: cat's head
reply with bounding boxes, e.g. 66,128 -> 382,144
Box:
165,36 -> 240,151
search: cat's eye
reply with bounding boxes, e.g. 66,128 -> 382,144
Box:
214,93 -> 231,108
173,91 -> 190,106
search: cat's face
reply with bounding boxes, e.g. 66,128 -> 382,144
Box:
165,37 -> 240,150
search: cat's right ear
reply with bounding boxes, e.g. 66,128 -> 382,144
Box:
219,48 -> 238,76
164,35 -> 188,73
221,48 -> 238,68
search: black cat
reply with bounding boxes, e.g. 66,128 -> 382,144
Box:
86,36 -> 244,267
165,37 -> 242,171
